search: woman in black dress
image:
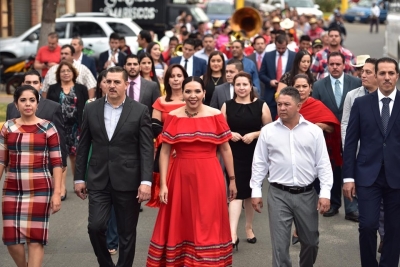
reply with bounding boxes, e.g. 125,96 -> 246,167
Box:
202,51 -> 226,105
221,72 -> 272,248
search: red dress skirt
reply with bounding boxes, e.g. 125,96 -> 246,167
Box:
147,114 -> 233,267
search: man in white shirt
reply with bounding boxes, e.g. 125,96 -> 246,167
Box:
70,36 -> 97,78
370,2 -> 380,33
251,87 -> 332,267
41,44 -> 97,99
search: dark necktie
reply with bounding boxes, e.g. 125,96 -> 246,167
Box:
381,97 -> 391,135
184,59 -> 188,71
128,81 -> 135,100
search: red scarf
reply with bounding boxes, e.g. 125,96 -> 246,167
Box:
300,97 -> 342,167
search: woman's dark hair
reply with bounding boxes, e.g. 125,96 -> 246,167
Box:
289,50 -> 314,86
182,76 -> 205,92
55,60 -> 78,84
147,42 -> 165,65
203,51 -> 227,86
292,73 -> 312,86
164,64 -> 188,102
138,52 -> 159,86
232,72 -> 255,102
14,85 -> 39,103
95,70 -> 107,99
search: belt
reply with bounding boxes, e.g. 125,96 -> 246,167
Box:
270,182 -> 314,194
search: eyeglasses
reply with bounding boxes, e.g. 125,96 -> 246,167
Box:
60,69 -> 72,74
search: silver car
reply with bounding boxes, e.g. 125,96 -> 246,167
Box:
0,13 -> 142,60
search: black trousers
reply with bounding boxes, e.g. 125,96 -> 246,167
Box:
370,17 -> 379,33
88,182 -> 141,267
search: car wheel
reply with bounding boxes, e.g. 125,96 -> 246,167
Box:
6,75 -> 23,95
347,19 -> 354,23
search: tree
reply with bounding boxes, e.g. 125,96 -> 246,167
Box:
37,0 -> 59,50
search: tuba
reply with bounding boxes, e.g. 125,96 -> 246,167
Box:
227,7 -> 262,47
173,44 -> 183,57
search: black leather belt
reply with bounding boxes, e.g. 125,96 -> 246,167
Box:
270,183 -> 313,194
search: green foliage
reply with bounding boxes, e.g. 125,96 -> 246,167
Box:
316,0 -> 337,12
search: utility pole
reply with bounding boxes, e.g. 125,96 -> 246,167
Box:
37,0 -> 59,49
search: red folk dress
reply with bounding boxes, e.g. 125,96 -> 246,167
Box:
0,119 -> 62,245
147,114 -> 233,267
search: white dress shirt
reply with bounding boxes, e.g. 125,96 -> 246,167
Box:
108,49 -> 119,68
275,49 -> 289,77
371,5 -> 380,17
330,73 -> 345,95
230,84 -> 234,99
250,115 -> 333,199
343,88 -> 397,183
180,56 -> 193,76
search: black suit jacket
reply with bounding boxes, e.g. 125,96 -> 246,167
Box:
127,77 -> 160,115
81,54 -> 97,78
47,83 -> 89,127
74,97 -> 154,191
6,98 -> 68,168
343,90 -> 400,189
247,53 -> 265,97
98,50 -> 127,72
312,74 -> 362,121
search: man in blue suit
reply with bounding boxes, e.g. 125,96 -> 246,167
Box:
230,40 -> 261,94
71,37 -> 97,78
343,57 -> 400,267
259,34 -> 296,119
169,38 -> 207,77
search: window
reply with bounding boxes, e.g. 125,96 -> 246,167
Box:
206,3 -> 234,15
71,22 -> 106,38
25,22 -> 67,41
107,22 -> 136,36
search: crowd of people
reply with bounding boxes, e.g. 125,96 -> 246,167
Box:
0,5 -> 399,267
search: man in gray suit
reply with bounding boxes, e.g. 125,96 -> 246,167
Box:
74,67 -> 153,267
6,70 -> 67,172
123,54 -> 160,115
210,59 -> 243,109
312,51 -> 362,221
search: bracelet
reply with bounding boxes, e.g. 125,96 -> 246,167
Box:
229,176 -> 235,180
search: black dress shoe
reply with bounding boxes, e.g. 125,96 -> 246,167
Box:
292,235 -> 299,245
323,207 -> 339,217
345,211 -> 359,222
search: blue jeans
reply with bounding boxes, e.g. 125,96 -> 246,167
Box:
106,205 -> 118,250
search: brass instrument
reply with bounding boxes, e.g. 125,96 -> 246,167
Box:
226,7 -> 262,48
173,44 -> 183,57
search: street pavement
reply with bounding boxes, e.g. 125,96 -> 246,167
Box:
0,22 -> 397,267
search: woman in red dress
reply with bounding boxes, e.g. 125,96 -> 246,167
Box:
146,64 -> 188,208
0,85 -> 62,267
147,77 -> 237,267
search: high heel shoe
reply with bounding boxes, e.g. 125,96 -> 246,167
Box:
61,189 -> 67,201
246,230 -> 257,244
232,238 -> 239,251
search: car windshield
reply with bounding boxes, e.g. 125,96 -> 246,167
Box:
357,0 -> 373,7
206,3 -> 234,14
285,0 -> 314,8
190,7 -> 209,21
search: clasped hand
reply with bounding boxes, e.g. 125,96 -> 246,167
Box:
231,132 -> 255,144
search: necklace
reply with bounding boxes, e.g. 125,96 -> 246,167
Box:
211,76 -> 221,85
185,109 -> 198,118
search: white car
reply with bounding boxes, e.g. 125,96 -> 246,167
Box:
260,0 -> 323,19
0,13 -> 142,60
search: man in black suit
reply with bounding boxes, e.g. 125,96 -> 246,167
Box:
343,57 -> 400,267
6,70 -> 67,172
123,54 -> 160,115
210,59 -> 243,109
74,67 -> 153,267
136,30 -> 152,57
98,33 -> 127,72
247,36 -> 267,98
71,36 -> 97,78
312,51 -> 362,221
259,34 -> 296,119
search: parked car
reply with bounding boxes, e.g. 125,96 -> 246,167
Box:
260,0 -> 323,19
344,0 -> 388,23
0,13 -> 142,60
205,0 -> 234,22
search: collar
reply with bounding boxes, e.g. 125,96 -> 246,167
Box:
276,114 -> 307,127
105,95 -> 126,108
109,49 -> 120,54
378,88 -> 397,102
182,55 -> 193,61
330,72 -> 344,85
256,51 -> 265,58
78,52 -> 83,62
276,49 -> 288,57
128,76 -> 141,83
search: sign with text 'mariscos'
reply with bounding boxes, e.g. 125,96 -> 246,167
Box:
92,0 -> 158,20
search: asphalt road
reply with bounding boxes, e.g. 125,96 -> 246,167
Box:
0,22 -> 397,267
